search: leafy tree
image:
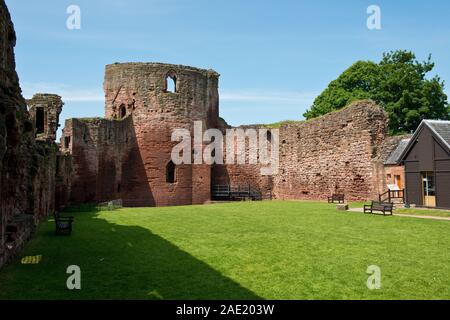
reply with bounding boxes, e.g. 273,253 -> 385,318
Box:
304,50 -> 450,134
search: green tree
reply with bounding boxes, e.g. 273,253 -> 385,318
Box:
304,50 -> 450,134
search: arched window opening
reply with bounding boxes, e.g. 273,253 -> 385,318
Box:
266,130 -> 272,143
119,104 -> 127,119
166,160 -> 177,183
165,70 -> 177,93
36,107 -> 45,134
64,136 -> 71,149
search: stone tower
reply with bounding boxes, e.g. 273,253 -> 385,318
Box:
63,63 -> 220,206
28,94 -> 63,141
103,63 -> 220,206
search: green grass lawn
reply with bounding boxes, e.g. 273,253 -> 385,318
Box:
395,207 -> 450,218
1,201 -> 450,300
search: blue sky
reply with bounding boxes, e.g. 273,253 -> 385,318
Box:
6,0 -> 450,138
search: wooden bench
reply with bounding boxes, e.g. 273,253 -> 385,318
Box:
328,194 -> 345,204
53,212 -> 74,235
364,201 -> 394,216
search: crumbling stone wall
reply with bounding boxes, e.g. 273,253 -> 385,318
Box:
212,123 -> 275,198
67,62 -> 392,206
213,101 -> 389,202
28,94 -> 63,141
104,63 -> 219,206
274,101 -> 389,201
0,0 -> 35,267
62,117 -> 134,204
0,0 -> 71,268
55,152 -> 72,211
67,63 -> 219,207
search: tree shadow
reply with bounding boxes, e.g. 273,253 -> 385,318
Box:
31,208 -> 261,300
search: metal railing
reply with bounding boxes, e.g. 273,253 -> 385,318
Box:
379,189 -> 405,203
212,184 -> 268,201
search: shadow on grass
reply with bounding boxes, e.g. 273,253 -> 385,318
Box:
0,206 -> 261,300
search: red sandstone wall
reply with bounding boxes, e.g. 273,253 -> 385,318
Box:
212,101 -> 389,202
212,124 -> 275,198
1,0 -> 35,267
274,101 -> 388,201
101,63 -> 219,206
55,152 -> 72,211
0,1 -> 70,267
63,117 -> 133,204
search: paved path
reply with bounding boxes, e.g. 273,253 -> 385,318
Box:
348,208 -> 450,221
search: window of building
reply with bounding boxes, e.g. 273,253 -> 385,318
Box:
36,107 -> 45,134
64,136 -> 71,149
119,104 -> 127,119
394,175 -> 401,188
266,130 -> 272,143
166,160 -> 177,183
165,70 -> 177,93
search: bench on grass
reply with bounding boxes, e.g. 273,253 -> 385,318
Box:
53,212 -> 74,235
328,194 -> 345,204
364,201 -> 394,216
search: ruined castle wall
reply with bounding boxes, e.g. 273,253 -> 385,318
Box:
55,152 -> 72,211
212,101 -> 389,201
29,141 -> 57,220
62,117 -> 134,204
101,63 -> 219,206
274,101 -> 388,201
1,0 -> 33,267
212,124 -> 275,198
1,1 -> 70,268
27,94 -> 63,141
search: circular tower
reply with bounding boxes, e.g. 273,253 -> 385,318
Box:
104,62 -> 220,206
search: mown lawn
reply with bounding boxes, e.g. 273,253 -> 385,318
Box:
1,201 -> 450,300
395,207 -> 450,218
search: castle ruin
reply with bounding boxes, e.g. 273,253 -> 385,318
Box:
0,1 -> 71,267
61,63 -> 394,206
0,0 -> 402,268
